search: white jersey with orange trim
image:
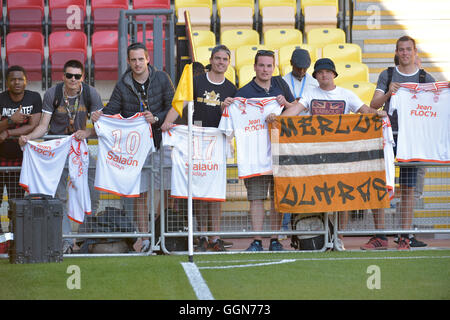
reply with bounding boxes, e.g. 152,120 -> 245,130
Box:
94,113 -> 155,197
163,125 -> 227,201
68,138 -> 91,223
218,97 -> 283,178
390,82 -> 450,163
19,135 -> 72,196
382,116 -> 395,199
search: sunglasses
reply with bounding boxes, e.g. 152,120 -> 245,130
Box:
65,72 -> 83,80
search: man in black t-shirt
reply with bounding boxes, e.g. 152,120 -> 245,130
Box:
0,65 -> 42,202
162,45 -> 237,251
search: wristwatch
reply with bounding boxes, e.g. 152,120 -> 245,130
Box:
154,116 -> 159,123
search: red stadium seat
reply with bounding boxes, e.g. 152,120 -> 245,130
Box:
91,30 -> 119,81
6,0 -> 45,32
133,0 -> 170,31
91,0 -> 129,32
48,0 -> 87,32
6,31 -> 45,82
49,31 -> 87,83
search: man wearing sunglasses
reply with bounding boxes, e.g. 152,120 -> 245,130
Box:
19,59 -> 103,254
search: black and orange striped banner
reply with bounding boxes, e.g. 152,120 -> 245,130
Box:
269,114 -> 390,214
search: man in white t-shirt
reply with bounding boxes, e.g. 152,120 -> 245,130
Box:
267,58 -> 386,250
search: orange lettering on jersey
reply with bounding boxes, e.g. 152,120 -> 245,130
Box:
410,104 -> 437,117
29,144 -> 55,157
107,150 -> 139,167
244,118 -> 266,132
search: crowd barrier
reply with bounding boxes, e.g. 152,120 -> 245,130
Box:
1,138 -> 449,258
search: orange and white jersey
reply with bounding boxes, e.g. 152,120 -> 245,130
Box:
94,113 -> 155,197
382,116 -> 395,199
68,138 -> 91,223
390,82 -> 450,163
218,97 -> 283,178
20,135 -> 72,196
163,125 -> 227,201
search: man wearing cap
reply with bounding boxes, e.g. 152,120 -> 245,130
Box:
282,49 -> 318,116
267,58 -> 386,250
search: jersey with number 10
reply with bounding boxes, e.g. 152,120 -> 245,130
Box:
163,125 -> 227,201
94,113 -> 155,197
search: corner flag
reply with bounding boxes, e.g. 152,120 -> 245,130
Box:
172,63 -> 193,118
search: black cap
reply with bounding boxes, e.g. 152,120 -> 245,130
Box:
312,58 -> 338,78
291,48 -> 311,69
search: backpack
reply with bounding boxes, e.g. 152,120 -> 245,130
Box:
53,81 -> 92,113
290,213 -> 333,250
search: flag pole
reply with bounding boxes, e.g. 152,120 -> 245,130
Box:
187,100 -> 194,262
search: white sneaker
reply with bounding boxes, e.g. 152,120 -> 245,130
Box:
334,238 -> 345,251
141,239 -> 150,252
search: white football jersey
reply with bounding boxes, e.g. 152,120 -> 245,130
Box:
20,135 -> 72,196
218,97 -> 283,178
163,125 -> 227,201
94,113 -> 155,197
68,138 -> 91,223
390,82 -> 450,163
382,116 -> 395,199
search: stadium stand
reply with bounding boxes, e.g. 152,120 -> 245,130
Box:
48,0 -> 87,32
220,29 -> 259,51
306,27 -> 346,59
263,28 -> 302,51
334,61 -> 370,85
91,0 -> 129,32
174,0 -> 212,30
5,31 -> 45,83
302,0 -> 338,33
339,81 -> 376,106
6,0 -> 45,33
133,0 -> 171,32
191,30 -> 216,48
91,30 -> 119,83
48,31 -> 88,84
216,0 -> 254,32
322,43 -> 362,63
259,0 -> 297,33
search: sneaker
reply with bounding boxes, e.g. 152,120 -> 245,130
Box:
409,237 -> 427,247
269,239 -> 284,251
222,240 -> 233,248
397,237 -> 410,250
195,237 -> 208,252
334,238 -> 345,251
208,239 -> 227,252
361,236 -> 388,250
246,240 -> 263,252
141,239 -> 151,252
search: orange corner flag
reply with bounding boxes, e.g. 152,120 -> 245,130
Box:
172,63 -> 193,118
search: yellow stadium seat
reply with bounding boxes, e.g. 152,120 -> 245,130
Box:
263,28 -> 302,50
259,0 -> 296,33
235,44 -> 275,73
191,30 -> 216,49
339,81 -> 376,106
322,43 -> 362,63
224,65 -> 237,85
175,0 -> 212,16
306,28 -> 346,58
259,0 -> 297,14
334,62 -> 369,85
279,44 -> 317,67
217,0 -> 254,31
220,29 -> 259,51
217,0 -> 255,16
303,5 -> 338,33
177,7 -> 211,30
238,63 -> 280,88
301,0 -> 338,11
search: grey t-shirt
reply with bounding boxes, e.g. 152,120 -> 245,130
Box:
375,67 -> 435,132
42,84 -> 103,135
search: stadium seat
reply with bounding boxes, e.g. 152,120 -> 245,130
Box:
217,0 -> 254,32
263,28 -> 302,50
91,30 -> 119,83
191,30 -> 216,48
306,28 -> 346,58
224,66 -> 236,85
334,62 -> 370,85
221,29 -> 259,51
259,0 -> 296,33
339,81 -> 376,106
174,0 -> 212,30
6,0 -> 45,32
6,31 -> 45,82
48,31 -> 87,84
48,0 -> 87,32
238,64 -> 280,88
302,0 -> 338,33
235,45 -> 277,74
91,0 -> 129,32
322,43 -> 362,63
278,44 -> 317,67
133,0 -> 170,31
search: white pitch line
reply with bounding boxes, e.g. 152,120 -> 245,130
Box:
198,259 -> 297,270
181,262 -> 215,300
